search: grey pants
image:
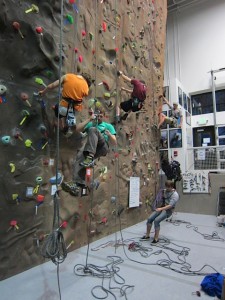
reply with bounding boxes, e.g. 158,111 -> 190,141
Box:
73,127 -> 109,185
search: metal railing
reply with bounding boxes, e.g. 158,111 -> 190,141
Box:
186,145 -> 225,171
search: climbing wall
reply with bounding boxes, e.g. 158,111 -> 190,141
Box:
0,0 -> 167,279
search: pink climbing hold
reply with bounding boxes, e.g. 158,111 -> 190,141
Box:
10,220 -> 18,226
69,0 -> 76,3
60,221 -> 68,229
81,30 -> 86,37
74,47 -> 78,53
78,55 -> 83,63
101,217 -> 107,224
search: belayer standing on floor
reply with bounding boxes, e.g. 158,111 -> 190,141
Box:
117,70 -> 147,120
140,180 -> 179,243
62,108 -> 117,195
158,94 -> 183,129
39,72 -> 92,137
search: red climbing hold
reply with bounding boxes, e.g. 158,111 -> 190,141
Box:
102,81 -> 110,91
37,195 -> 44,202
102,22 -> 107,32
36,26 -> 43,34
78,55 -> 83,63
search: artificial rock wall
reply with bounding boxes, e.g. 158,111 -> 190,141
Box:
0,0 -> 167,279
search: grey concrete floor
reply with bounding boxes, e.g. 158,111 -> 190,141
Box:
1,213 -> 225,300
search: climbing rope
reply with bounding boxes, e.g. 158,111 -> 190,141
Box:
112,0 -> 122,253
71,0 -> 79,73
84,0 -> 99,268
41,0 -> 67,267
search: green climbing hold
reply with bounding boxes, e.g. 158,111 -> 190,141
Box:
89,32 -> 94,41
66,14 -> 74,24
46,70 -> 53,78
35,78 -> 47,87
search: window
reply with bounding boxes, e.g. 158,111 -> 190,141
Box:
187,96 -> 191,113
216,89 -> 225,112
183,92 -> 187,110
191,92 -> 213,115
178,87 -> 182,106
218,126 -> 225,145
193,126 -> 215,147
191,89 -> 225,115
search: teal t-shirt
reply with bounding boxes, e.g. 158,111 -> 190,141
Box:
84,121 -> 116,142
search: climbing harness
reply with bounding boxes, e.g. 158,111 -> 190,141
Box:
63,98 -> 77,127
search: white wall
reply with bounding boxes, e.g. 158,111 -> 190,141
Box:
164,0 -> 225,94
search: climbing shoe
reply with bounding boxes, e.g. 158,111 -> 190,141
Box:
80,155 -> 94,167
61,181 -> 80,196
151,239 -> 159,244
140,235 -> 150,241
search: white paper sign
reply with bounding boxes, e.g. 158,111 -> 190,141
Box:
182,171 -> 209,193
197,149 -> 205,160
129,177 -> 140,208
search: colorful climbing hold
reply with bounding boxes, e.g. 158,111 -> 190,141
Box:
66,14 -> 74,24
0,85 -> 7,95
25,4 -> 39,14
102,22 -> 107,32
89,32 -> 94,41
25,139 -> 35,150
36,26 -> 43,35
81,30 -> 86,37
9,162 -> 16,173
12,22 -> 24,39
78,55 -> 83,63
102,81 -> 110,91
35,77 -> 47,87
19,110 -> 30,125
20,92 -> 31,107
104,92 -> 111,98
1,136 -> 11,145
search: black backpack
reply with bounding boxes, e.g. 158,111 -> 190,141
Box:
161,159 -> 182,182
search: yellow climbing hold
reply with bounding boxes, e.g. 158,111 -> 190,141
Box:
9,163 -> 16,173
104,92 -> 111,98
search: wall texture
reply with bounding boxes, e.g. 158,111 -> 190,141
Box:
164,0 -> 225,94
0,0 -> 167,280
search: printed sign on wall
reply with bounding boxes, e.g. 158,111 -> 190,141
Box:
182,171 -> 209,193
129,177 -> 140,207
